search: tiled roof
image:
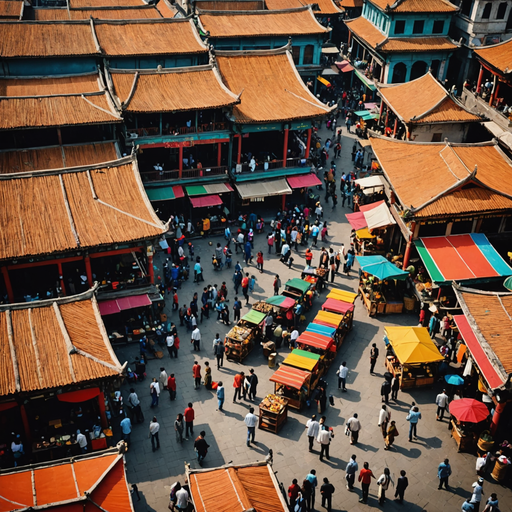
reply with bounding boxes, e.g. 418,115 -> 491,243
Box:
345,16 -> 385,48
215,48 -> 333,123
194,0 -> 265,9
265,0 -> 343,14
381,36 -> 457,52
0,291 -> 123,396
0,157 -> 166,261
338,0 -> 363,7
70,0 -> 144,6
475,38 -> 512,76
94,19 -> 208,56
33,6 -> 163,19
198,7 -> 329,38
0,142 -> 119,174
370,137 -> 512,216
377,73 -> 481,124
0,73 -> 121,130
108,66 -> 239,113
368,0 -> 456,12
0,0 -> 23,19
33,8 -> 72,20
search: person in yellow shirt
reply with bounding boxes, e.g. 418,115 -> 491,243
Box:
203,217 -> 210,237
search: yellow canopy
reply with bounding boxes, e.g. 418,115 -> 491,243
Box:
283,353 -> 318,372
326,289 -> 358,304
356,227 -> 376,239
314,310 -> 343,328
385,326 -> 444,365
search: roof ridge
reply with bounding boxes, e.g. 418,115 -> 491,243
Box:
411,94 -> 449,121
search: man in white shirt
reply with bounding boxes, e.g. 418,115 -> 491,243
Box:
470,478 -> 484,511
337,361 -> 349,392
150,378 -> 160,407
191,327 -> 201,351
149,416 -> 160,452
305,415 -> 320,452
317,424 -> 333,461
166,334 -> 177,359
290,329 -> 299,348
346,414 -> 361,445
436,389 -> 449,421
244,407 -> 258,447
378,405 -> 390,439
175,486 -> 189,511
77,430 -> 88,453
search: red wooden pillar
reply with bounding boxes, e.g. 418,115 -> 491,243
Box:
283,127 -> 289,167
490,81 -> 500,106
148,254 -> 154,284
178,145 -> 183,179
84,256 -> 93,287
403,240 -> 413,269
98,392 -> 108,428
476,65 -> 484,94
20,404 -> 32,444
490,402 -> 506,435
393,118 -> 398,136
237,135 -> 242,164
57,261 -> 67,296
347,31 -> 352,48
305,128 -> 312,158
217,142 -> 222,167
1,267 -> 13,303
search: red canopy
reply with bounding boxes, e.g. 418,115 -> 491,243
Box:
296,332 -> 334,351
322,298 -> 354,315
449,398 -> 490,423
345,211 -> 366,231
173,185 -> 185,199
270,365 -> 310,390
190,194 -> 223,208
98,294 -> 152,316
287,174 -> 322,189
336,60 -> 354,73
360,200 -> 385,212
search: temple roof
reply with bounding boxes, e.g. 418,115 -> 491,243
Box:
475,37 -> 512,76
367,0 -> 457,13
265,0 -> 343,14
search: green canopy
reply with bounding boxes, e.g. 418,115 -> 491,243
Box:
185,185 -> 208,197
241,309 -> 266,325
292,349 -> 320,361
285,278 -> 311,294
265,295 -> 296,308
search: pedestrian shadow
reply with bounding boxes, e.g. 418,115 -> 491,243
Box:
249,440 -> 270,454
332,389 -> 361,403
132,487 -> 158,512
219,409 -> 245,421
392,443 -> 422,458
318,454 -> 345,468
414,436 -> 443,450
350,442 -> 378,453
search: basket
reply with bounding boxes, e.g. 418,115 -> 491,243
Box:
403,296 -> 416,312
477,430 -> 494,452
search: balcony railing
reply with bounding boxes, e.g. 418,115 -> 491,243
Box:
127,122 -> 227,139
141,165 -> 228,182
235,157 -> 306,174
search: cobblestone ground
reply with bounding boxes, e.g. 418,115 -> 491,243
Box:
113,125 -> 512,512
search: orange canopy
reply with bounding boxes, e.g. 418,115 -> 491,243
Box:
270,365 -> 311,390
296,332 -> 334,351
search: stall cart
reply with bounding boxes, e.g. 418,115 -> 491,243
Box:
313,311 -> 346,349
269,365 -> 312,410
322,298 -> 355,337
283,278 -> 313,308
296,330 -> 336,369
283,349 -> 323,387
263,295 -> 297,329
224,309 -> 266,362
326,289 -> 358,304
301,268 -> 328,292
259,394 -> 289,434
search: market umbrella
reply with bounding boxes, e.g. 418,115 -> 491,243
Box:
356,255 -> 410,281
445,374 -> 464,386
385,327 -> 445,365
449,398 -> 490,423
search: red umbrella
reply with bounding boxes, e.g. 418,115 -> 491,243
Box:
449,398 -> 490,423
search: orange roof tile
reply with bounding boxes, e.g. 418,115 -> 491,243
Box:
338,0 -> 362,7
265,0 -> 343,14
33,8 -> 70,20
0,292 -> 123,396
0,142 -> 119,174
381,36 -> 457,52
198,7 -> 330,38
370,137 -> 512,216
368,0 -> 456,12
0,74 -> 101,96
195,0 -> 265,9
69,6 -> 163,19
0,0 -> 23,19
0,157 -> 166,261
0,452 -> 132,512
216,48 -> 333,123
109,66 -> 239,113
475,38 -> 512,76
377,73 -> 481,124
94,19 -> 208,56
156,0 -> 178,17
70,0 -> 144,6
345,16 -> 386,48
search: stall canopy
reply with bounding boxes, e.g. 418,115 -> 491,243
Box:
98,294 -> 152,315
266,295 -> 296,308
385,326 -> 444,364
354,175 -> 385,195
322,298 -> 354,315
297,331 -> 334,351
283,350 -> 320,372
241,309 -> 266,325
327,289 -> 358,303
235,179 -> 292,199
189,194 -> 223,208
354,110 -> 379,121
449,398 -> 490,423
314,310 -> 343,328
346,200 -> 395,231
285,278 -> 311,294
145,185 -> 184,202
270,365 -> 311,389
186,183 -> 233,196
335,60 -> 354,73
356,255 -> 409,280
305,323 -> 336,338
287,173 -> 322,189
414,234 -> 512,284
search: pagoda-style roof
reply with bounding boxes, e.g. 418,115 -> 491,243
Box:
70,0 -> 146,6
0,72 -> 121,130
337,0 -> 362,7
0,156 -> 166,261
0,0 -> 23,19
367,0 -> 457,13
265,0 -> 343,14
377,72 -> 482,124
370,136 -> 512,218
106,65 -> 239,113
215,46 -> 334,123
0,288 -> 124,396
34,5 -> 165,20
475,37 -> 512,77
198,6 -> 330,38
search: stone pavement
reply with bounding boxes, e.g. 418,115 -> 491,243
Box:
113,125 -> 512,512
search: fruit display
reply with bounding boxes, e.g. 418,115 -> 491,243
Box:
260,394 -> 287,414
252,301 -> 273,314
227,325 -> 252,342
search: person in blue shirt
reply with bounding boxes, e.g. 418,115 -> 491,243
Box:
216,381 -> 225,411
406,406 -> 422,441
120,416 -> 132,446
305,469 -> 318,510
461,498 -> 475,511
438,458 -> 452,490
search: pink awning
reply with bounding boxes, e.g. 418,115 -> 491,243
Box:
98,300 -> 121,316
173,185 -> 185,199
287,173 -> 322,189
99,294 -> 152,315
190,194 -> 223,208
359,199 -> 385,212
345,211 -> 367,231
322,298 -> 354,315
336,60 -> 354,73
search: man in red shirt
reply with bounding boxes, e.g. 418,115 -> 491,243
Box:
288,479 -> 300,510
184,403 -> 195,440
192,361 -> 201,390
241,273 -> 250,305
167,373 -> 176,401
233,371 -> 245,403
358,462 -> 376,504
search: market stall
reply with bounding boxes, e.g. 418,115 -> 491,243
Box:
269,365 -> 312,410
283,349 -> 323,387
384,326 -> 444,389
449,398 -> 490,453
263,295 -> 297,328
357,255 -> 409,316
259,394 -> 289,434
322,298 -> 355,336
313,310 -> 345,348
283,278 -> 313,307
327,289 -> 358,304
296,330 -> 336,368
301,268 -> 328,292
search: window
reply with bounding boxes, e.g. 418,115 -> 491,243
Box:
497,2 -> 507,19
433,20 -> 444,34
303,45 -> 314,65
431,133 -> 442,142
482,2 -> 492,18
292,46 -> 300,65
394,20 -> 405,34
413,20 -> 425,34
461,0 -> 472,17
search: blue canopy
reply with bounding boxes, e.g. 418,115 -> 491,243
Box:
356,255 -> 409,281
305,323 -> 336,338
445,374 -> 465,386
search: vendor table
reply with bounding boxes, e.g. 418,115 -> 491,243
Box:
269,365 -> 311,410
359,285 -> 387,316
225,325 -> 255,363
259,394 -> 288,434
385,356 -> 435,389
451,420 -> 477,453
301,268 -> 327,292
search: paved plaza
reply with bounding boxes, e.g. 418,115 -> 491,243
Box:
113,127 -> 512,512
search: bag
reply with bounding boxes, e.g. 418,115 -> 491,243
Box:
395,428 -> 399,436
345,426 -> 350,436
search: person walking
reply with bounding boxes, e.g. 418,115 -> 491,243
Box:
470,478 -> 484,512
395,470 -> 408,504
194,431 -> 209,465
233,371 -> 244,402
248,369 -> 258,401
216,381 -> 225,411
391,375 -> 400,401
318,423 -> 333,461
127,388 -> 144,423
346,413 -> 361,445
213,335 -> 224,369
267,232 -> 274,254
345,454 -> 358,491
406,406 -> 422,441
305,415 -> 320,452
233,296 -> 241,322
256,251 -> 264,273
438,458 -> 452,490
305,470 -> 318,511
377,468 -> 393,505
436,389 -> 449,421
174,413 -> 184,444
149,416 -> 160,452
241,273 -> 250,305
203,362 -> 212,390
120,416 -> 132,446
337,361 -> 348,392
483,493 -> 499,512
384,420 -> 399,450
380,379 -> 391,404
320,478 -> 335,512
358,462 -> 376,504
191,326 -> 201,351
370,343 -> 379,374
150,378 -> 160,408
175,484 -> 189,511
288,479 -> 301,511
166,333 -> 177,359
192,361 -> 201,390
184,403 -> 194,440
378,405 -> 391,439
273,274 -> 281,295
244,407 -> 258,446
167,374 -> 177,401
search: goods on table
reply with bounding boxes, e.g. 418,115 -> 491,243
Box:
260,394 -> 287,413
227,325 -> 253,343
252,301 -> 273,314
259,394 -> 288,433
